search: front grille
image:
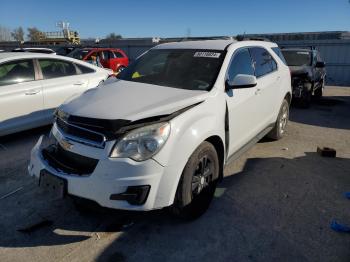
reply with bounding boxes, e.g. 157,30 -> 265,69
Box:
42,144 -> 98,175
56,117 -> 105,147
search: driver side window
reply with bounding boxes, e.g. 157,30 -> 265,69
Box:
227,49 -> 254,81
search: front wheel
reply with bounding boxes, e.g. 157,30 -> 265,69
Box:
314,78 -> 325,98
116,66 -> 126,74
267,99 -> 289,140
170,141 -> 219,220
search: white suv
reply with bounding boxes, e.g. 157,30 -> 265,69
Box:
28,39 -> 291,219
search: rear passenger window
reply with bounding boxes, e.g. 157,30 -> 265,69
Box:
0,59 -> 35,86
75,63 -> 95,74
250,47 -> 277,77
227,49 -> 254,81
39,59 -> 77,79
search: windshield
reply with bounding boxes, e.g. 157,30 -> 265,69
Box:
282,50 -> 312,66
67,49 -> 91,60
117,49 -> 225,91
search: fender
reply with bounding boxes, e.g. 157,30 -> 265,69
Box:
152,99 -> 226,207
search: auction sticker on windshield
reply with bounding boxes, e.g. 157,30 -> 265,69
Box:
194,52 -> 221,58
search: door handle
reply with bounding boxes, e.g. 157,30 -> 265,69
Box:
25,89 -> 40,95
73,81 -> 85,86
255,88 -> 262,95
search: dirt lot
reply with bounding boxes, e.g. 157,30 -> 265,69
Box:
0,86 -> 349,262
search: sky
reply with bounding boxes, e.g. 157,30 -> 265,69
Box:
1,0 -> 350,39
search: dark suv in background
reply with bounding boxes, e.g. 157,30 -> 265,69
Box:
282,48 -> 326,107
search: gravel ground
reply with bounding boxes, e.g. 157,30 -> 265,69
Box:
0,86 -> 349,262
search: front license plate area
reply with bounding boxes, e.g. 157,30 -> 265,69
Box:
39,170 -> 67,199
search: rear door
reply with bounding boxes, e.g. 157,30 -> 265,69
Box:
249,47 -> 280,126
0,59 -> 44,135
112,50 -> 128,71
38,58 -> 89,121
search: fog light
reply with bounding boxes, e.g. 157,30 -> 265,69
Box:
110,185 -> 150,205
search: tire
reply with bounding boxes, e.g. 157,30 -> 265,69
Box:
116,66 -> 126,74
314,79 -> 324,98
170,141 -> 219,220
299,89 -> 312,108
267,99 -> 289,140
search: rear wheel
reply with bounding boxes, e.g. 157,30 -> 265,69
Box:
267,99 -> 289,140
170,141 -> 219,220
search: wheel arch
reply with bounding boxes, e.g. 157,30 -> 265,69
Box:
284,92 -> 292,105
205,135 -> 225,181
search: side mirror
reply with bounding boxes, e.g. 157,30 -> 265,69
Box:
226,74 -> 257,90
315,61 -> 325,68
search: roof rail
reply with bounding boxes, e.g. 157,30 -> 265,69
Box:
235,35 -> 271,42
179,36 -> 234,42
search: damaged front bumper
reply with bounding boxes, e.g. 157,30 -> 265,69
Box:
292,79 -> 312,98
28,132 -> 170,211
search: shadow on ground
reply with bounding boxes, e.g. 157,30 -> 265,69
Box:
290,96 -> 350,130
1,152 -> 349,262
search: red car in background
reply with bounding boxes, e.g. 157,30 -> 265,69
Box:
68,48 -> 129,73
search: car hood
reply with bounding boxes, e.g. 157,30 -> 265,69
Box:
60,80 -> 208,121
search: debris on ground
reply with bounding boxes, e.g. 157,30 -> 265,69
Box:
282,147 -> 289,151
330,219 -> 350,233
17,219 -> 53,233
0,186 -> 23,200
317,147 -> 336,158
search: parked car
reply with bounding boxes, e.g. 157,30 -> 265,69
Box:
12,47 -> 57,54
54,46 -> 78,56
67,48 -> 129,73
282,48 -> 326,107
28,40 -> 291,219
0,52 -> 112,136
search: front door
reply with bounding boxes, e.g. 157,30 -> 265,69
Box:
225,48 -> 261,156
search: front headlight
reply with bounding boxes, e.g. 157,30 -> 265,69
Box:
110,122 -> 171,161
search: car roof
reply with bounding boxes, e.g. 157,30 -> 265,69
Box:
153,39 -> 278,50
0,52 -> 98,64
0,52 -> 109,73
0,52 -> 56,60
154,40 -> 236,50
80,47 -> 119,51
13,47 -> 54,51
